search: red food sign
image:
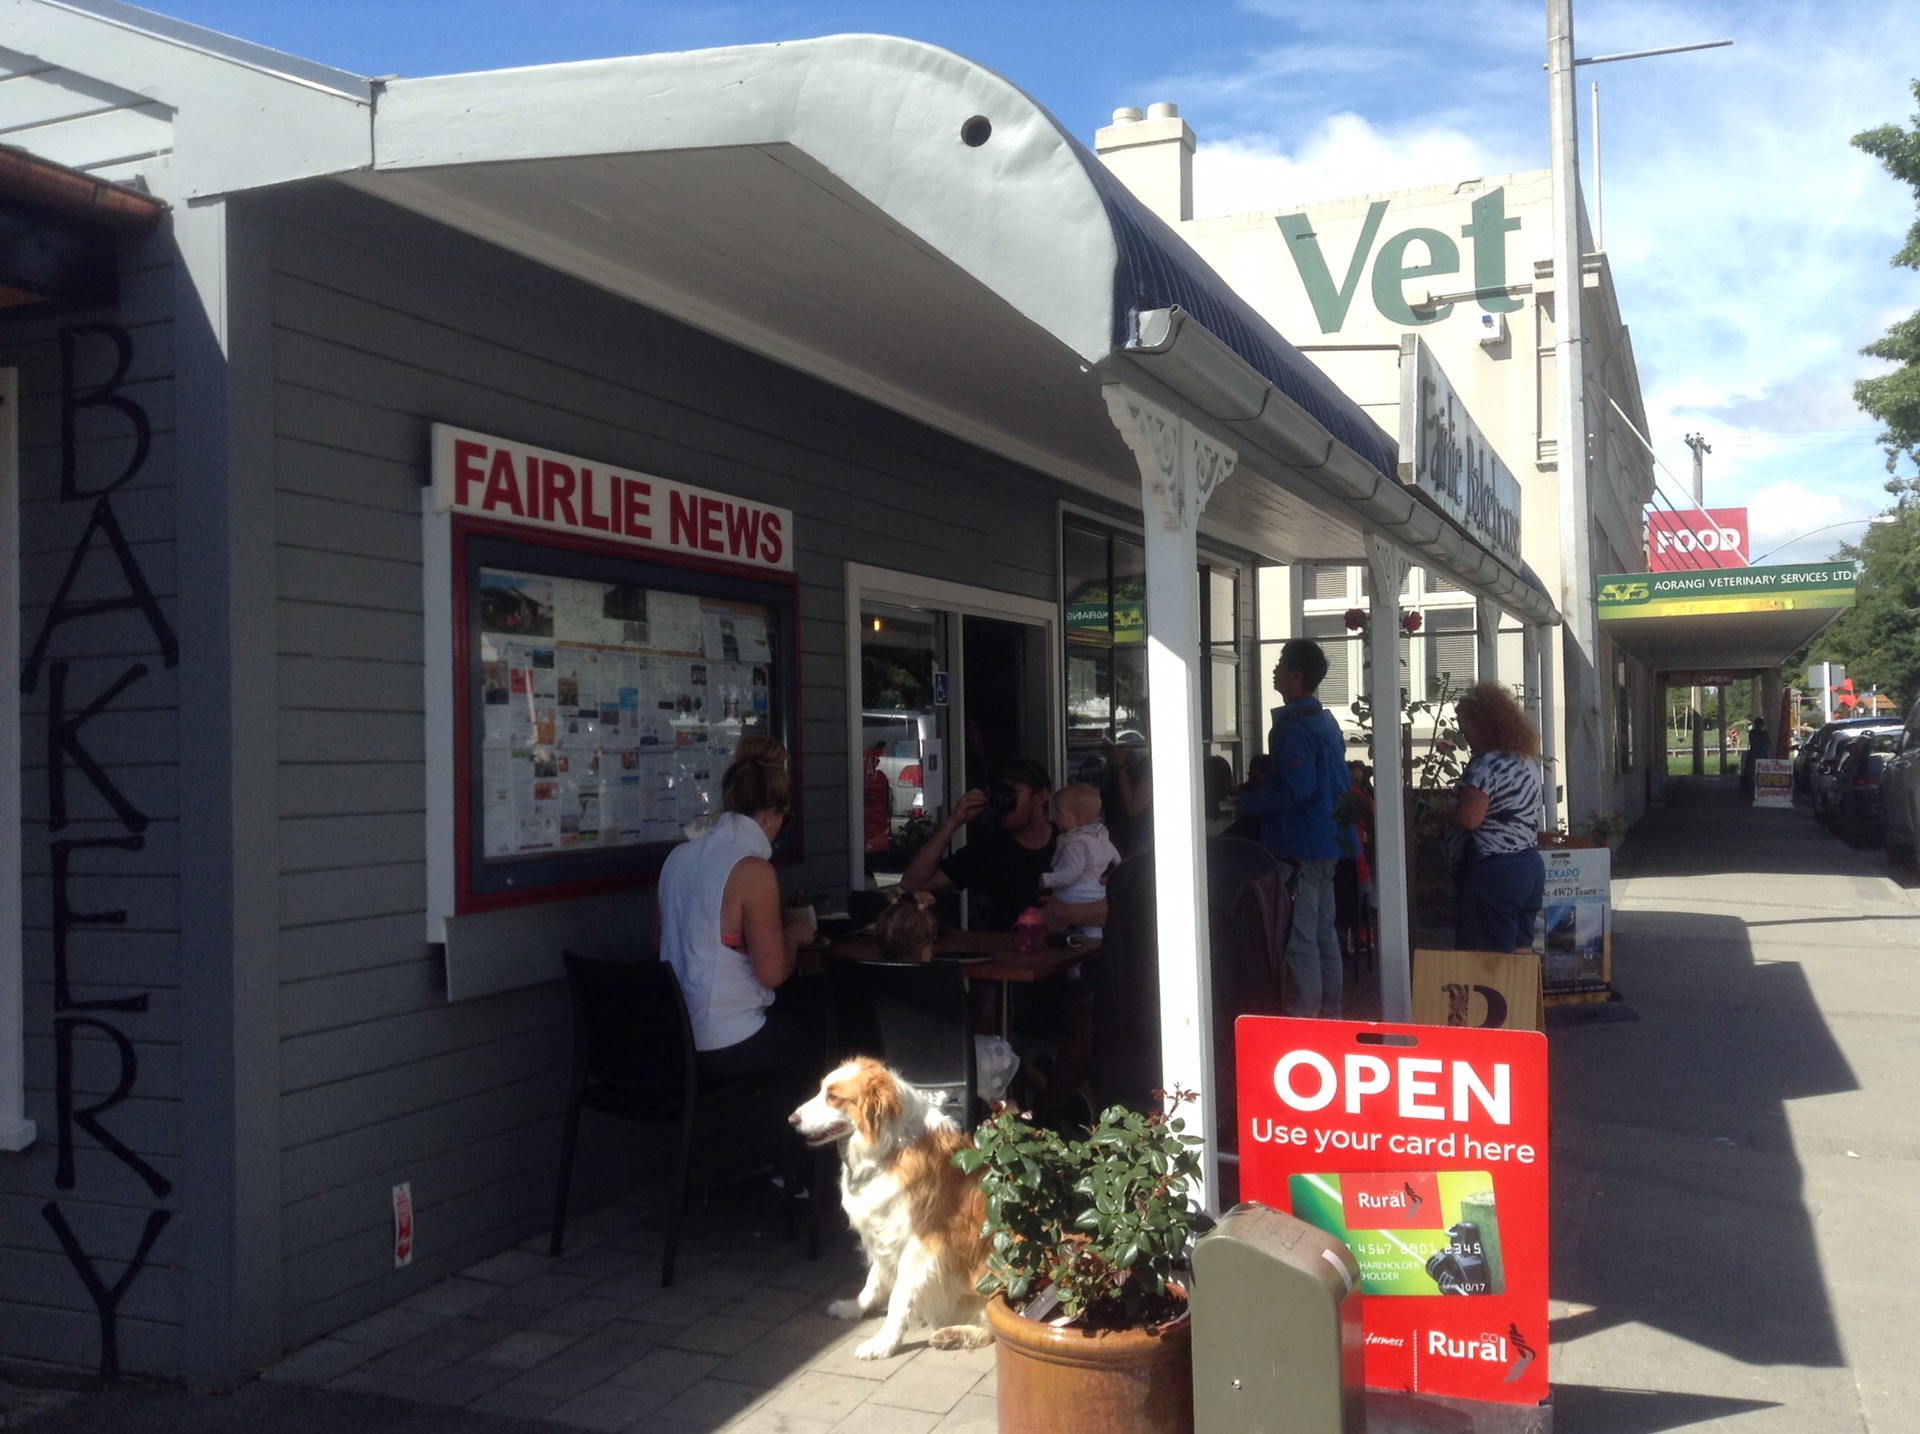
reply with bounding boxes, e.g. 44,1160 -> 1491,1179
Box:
1647,507 -> 1748,571
431,424 -> 793,572
1237,1017 -> 1549,1406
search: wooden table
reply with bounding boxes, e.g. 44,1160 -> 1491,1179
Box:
816,930 -> 1100,1038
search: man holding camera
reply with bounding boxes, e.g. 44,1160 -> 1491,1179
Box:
899,757 -> 1057,930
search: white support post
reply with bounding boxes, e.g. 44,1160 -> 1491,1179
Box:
1537,623 -> 1561,831
1475,596 -> 1500,689
0,368 -> 27,1151
1103,383 -> 1236,1210
1365,535 -> 1412,1023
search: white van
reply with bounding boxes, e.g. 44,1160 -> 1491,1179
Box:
861,710 -> 938,824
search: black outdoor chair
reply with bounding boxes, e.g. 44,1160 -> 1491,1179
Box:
814,953 -> 977,1254
822,953 -> 977,1128
550,952 -> 779,1286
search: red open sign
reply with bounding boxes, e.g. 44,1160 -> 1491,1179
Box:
1237,1017 -> 1549,1406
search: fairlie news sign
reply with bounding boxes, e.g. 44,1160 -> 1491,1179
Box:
430,424 -> 794,572
1398,337 -> 1523,567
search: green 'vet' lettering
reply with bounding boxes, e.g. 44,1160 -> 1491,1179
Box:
1277,201 -> 1388,333
1371,227 -> 1460,325
1460,188 -> 1523,314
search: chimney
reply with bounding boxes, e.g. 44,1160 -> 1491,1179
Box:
1095,101 -> 1195,224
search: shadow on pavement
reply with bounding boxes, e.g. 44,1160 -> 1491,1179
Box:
1549,1383 -> 1781,1432
1550,778 -> 1856,1369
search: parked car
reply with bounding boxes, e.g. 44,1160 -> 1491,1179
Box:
861,710 -> 937,825
1810,732 -> 1866,825
1879,699 -> 1920,864
1834,729 -> 1903,847
1795,716 -> 1899,794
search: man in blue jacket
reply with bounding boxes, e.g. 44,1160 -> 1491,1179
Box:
1235,639 -> 1352,1017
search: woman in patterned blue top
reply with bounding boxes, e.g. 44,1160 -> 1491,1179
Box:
1449,682 -> 1547,953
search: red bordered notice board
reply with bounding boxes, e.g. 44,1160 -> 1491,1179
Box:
1236,1017 -> 1549,1406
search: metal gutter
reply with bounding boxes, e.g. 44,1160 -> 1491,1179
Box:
1124,306 -> 1560,625
0,143 -> 166,233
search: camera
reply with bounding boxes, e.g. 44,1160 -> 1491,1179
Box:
1423,1221 -> 1492,1296
985,779 -> 1021,815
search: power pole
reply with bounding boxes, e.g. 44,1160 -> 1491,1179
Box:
1549,0 -> 1603,832
1684,431 -> 1711,775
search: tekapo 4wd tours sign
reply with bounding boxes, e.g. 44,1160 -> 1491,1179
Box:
1237,1017 -> 1550,1407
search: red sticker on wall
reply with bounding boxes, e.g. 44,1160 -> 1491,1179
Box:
393,1182 -> 414,1268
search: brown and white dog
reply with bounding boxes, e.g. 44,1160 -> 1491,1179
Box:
789,1058 -> 993,1359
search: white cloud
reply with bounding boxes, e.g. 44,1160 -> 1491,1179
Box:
1740,480 -> 1881,564
1192,114 -> 1516,217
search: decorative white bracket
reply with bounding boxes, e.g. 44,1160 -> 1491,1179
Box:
1102,384 -> 1237,530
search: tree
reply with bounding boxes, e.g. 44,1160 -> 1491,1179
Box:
1853,81 -> 1920,492
1789,507 -> 1920,708
1794,89 -> 1920,709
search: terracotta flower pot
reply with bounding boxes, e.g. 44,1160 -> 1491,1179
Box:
987,1292 -> 1193,1434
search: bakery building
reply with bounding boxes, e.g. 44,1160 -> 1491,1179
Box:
0,1 -> 1561,1381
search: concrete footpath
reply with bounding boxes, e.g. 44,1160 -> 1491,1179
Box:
4,776 -> 1913,1433
1546,777 -> 1918,1432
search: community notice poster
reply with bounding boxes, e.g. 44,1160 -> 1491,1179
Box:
477,567 -> 773,860
1534,846 -> 1610,996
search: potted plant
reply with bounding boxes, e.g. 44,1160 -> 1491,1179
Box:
957,1093 -> 1204,1434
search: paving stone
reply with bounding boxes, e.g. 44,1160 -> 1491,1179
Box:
626,1283 -> 728,1325
928,1392 -> 1000,1433
762,1308 -> 874,1352
648,1377 -> 765,1429
465,1385 -> 566,1422
531,1295 -> 631,1335
863,1361 -> 981,1414
400,1361 -> 516,1407
548,1379 -> 671,1431
716,1406 -> 837,1434
827,1403 -> 940,1434
588,1268 -> 670,1305
798,1330 -> 911,1383
330,1305 -> 447,1351
664,1312 -> 779,1357
492,1355 -> 622,1402
327,1369 -> 421,1401
494,1270 -> 598,1311
474,1328 -> 581,1371
706,1338 -> 822,1390
397,1276 -> 501,1318
462,1247 -> 555,1286
755,1370 -> 883,1426
567,1321 -> 677,1366
258,1337 -> 373,1385
607,1347 -> 724,1397
718,1284 -> 821,1322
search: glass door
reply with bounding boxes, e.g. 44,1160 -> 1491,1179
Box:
859,602 -> 949,882
846,565 -> 1061,898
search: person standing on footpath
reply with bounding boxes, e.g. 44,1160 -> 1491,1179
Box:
1448,682 -> 1547,953
1234,639 -> 1351,1017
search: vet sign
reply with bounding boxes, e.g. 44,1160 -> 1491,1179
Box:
1238,1018 -> 1550,1407
1399,337 -> 1523,566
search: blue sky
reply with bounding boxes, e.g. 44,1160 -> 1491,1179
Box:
157,0 -> 1920,565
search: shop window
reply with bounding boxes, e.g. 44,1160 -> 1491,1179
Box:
861,604 -> 946,871
1616,656 -> 1635,772
1301,613 -> 1357,710
1307,562 -> 1350,601
1062,515 -> 1242,777
1423,607 -> 1477,700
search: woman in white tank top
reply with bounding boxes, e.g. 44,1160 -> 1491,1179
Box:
658,735 -> 816,1087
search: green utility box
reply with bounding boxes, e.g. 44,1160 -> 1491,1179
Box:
1191,1201 -> 1365,1433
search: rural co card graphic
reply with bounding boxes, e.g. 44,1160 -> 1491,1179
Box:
1287,1171 -> 1505,1298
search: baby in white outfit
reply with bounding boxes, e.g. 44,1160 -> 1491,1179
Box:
1043,782 -> 1120,938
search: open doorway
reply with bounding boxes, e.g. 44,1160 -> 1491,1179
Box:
845,566 -> 1059,898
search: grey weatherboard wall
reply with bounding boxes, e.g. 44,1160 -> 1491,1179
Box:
263,179 -> 1068,1351
1,232 -> 185,1370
